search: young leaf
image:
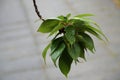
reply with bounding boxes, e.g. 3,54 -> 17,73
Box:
74,13 -> 94,18
66,13 -> 71,19
65,25 -> 75,45
68,43 -> 81,60
57,15 -> 65,20
42,43 -> 51,63
37,19 -> 59,33
51,42 -> 65,66
57,15 -> 67,22
59,50 -> 73,77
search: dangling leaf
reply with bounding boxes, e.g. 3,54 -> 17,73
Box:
51,43 -> 65,66
37,19 -> 59,33
65,25 -> 75,45
77,33 -> 95,53
42,43 -> 51,63
79,51 -> 86,61
74,13 -> 94,18
68,43 -> 82,60
77,43 -> 86,60
83,33 -> 95,53
59,50 -> 73,77
51,37 -> 63,53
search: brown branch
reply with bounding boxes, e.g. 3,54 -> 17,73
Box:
33,0 -> 45,21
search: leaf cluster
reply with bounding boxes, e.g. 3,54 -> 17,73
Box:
37,13 -> 108,77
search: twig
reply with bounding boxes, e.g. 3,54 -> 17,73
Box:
33,0 -> 45,21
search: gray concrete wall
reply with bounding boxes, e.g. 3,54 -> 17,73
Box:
0,0 -> 120,80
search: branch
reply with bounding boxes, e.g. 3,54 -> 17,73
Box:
33,0 -> 45,21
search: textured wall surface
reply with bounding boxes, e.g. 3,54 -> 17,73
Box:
0,0 -> 120,80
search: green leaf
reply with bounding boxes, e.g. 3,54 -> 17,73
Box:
85,28 -> 103,40
77,33 -> 95,53
73,17 -> 100,29
57,15 -> 67,22
73,19 -> 86,27
49,23 -> 64,36
79,51 -> 86,61
66,13 -> 71,18
57,15 -> 65,20
68,43 -> 82,60
51,43 -> 65,66
42,43 -> 51,63
51,37 -> 63,54
65,25 -> 75,45
86,25 -> 108,41
80,18 -> 94,23
77,43 -> 86,60
63,36 -> 71,49
80,18 -> 102,29
73,19 -> 87,32
74,13 -> 94,18
72,19 -> 103,41
59,50 -> 73,77
37,19 -> 59,33
74,14 -> 95,24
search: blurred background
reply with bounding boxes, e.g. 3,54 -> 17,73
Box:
0,0 -> 120,80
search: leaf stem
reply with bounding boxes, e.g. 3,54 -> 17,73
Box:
33,0 -> 45,21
